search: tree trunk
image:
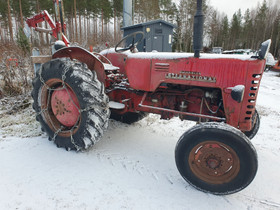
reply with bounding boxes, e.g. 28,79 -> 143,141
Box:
101,9 -> 104,41
114,9 -> 116,42
15,16 -> 19,33
45,21 -> 49,44
0,18 -> 4,42
79,12 -> 82,43
19,0 -> 24,27
7,0 -> 14,42
70,6 -> 74,42
274,31 -> 279,57
71,16 -> 74,42
94,17 -> 97,43
87,15 -> 90,44
36,0 -> 44,44
68,16 -> 72,41
74,0 -> 78,42
84,14 -> 87,44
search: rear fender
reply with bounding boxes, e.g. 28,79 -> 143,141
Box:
53,46 -> 106,83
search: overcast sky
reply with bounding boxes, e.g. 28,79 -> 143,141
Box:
209,0 -> 273,18
173,0 -> 277,18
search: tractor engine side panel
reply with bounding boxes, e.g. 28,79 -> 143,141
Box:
150,58 -> 249,91
125,56 -> 265,131
125,58 -> 152,91
151,57 -> 265,130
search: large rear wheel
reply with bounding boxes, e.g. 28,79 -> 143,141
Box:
175,122 -> 258,195
31,58 -> 110,150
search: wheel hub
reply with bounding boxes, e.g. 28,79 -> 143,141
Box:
51,86 -> 80,127
189,141 -> 240,184
206,155 -> 221,169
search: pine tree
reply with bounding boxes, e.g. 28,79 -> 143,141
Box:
272,12 -> 280,58
255,0 -> 268,45
112,0 -> 122,42
242,9 -> 254,49
16,27 -> 30,54
229,9 -> 242,49
221,16 -> 229,49
208,10 -> 220,48
135,0 -> 160,21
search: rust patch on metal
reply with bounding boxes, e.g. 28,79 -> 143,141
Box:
189,141 -> 240,184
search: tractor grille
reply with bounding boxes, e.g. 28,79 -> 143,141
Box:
245,74 -> 262,120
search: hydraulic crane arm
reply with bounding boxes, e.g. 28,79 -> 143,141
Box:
26,9 -> 69,46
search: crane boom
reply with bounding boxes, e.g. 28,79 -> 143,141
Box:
26,1 -> 69,46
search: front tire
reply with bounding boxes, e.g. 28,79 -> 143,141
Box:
110,111 -> 147,124
175,122 -> 258,195
244,109 -> 260,139
31,58 -> 110,150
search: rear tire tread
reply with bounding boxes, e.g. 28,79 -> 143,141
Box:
31,58 -> 110,150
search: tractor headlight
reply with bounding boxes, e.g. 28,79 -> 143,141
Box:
231,85 -> 245,103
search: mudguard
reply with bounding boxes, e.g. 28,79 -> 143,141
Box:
53,46 -> 106,83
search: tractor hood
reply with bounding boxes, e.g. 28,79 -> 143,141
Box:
127,52 -> 255,61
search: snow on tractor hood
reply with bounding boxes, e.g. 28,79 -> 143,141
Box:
100,48 -> 132,56
127,52 -> 255,61
100,48 -> 255,61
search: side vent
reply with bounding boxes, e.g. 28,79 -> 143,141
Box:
155,63 -> 170,72
245,74 -> 262,120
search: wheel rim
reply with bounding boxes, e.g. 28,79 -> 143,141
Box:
40,78 -> 81,137
188,141 -> 240,184
51,86 -> 80,127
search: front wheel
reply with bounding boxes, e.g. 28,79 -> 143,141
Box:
244,109 -> 260,139
175,122 -> 258,195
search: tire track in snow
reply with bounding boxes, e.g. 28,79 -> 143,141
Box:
236,194 -> 280,209
90,148 -> 176,184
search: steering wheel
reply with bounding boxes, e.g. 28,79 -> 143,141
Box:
115,31 -> 144,53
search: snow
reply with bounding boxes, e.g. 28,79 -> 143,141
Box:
266,53 -> 277,66
128,52 -> 254,61
1,72 -> 280,209
225,85 -> 245,92
100,48 -> 255,61
103,63 -> 120,71
109,101 -> 125,109
100,48 -> 132,56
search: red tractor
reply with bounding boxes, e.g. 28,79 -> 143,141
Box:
273,59 -> 280,71
27,0 -> 270,195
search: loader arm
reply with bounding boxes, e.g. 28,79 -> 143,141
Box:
26,10 -> 69,46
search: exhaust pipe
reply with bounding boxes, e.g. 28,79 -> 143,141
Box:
193,0 -> 204,58
123,0 -> 133,27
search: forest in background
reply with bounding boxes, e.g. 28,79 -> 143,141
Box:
0,0 -> 279,57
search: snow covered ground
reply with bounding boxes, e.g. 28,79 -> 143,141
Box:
0,71 -> 280,210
